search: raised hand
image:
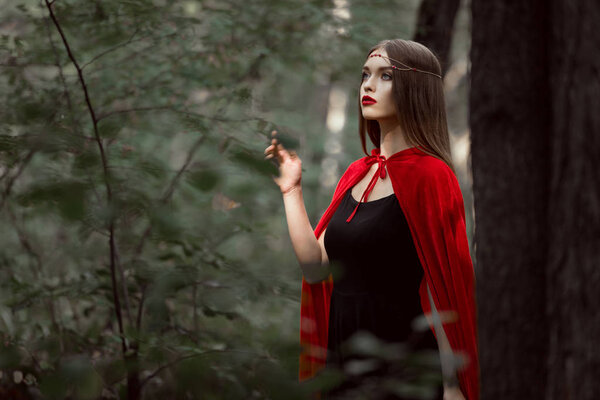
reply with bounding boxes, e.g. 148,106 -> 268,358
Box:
264,130 -> 302,195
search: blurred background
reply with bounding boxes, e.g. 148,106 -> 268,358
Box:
0,0 -> 473,398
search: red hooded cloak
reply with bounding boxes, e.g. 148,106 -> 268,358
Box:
298,146 -> 479,400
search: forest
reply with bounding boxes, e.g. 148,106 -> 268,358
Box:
1,0 -> 598,399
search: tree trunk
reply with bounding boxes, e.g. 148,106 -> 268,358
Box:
470,0 -> 600,398
413,0 -> 461,77
546,1 -> 600,398
126,352 -> 141,400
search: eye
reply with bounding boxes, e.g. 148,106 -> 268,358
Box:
382,73 -> 392,80
361,72 -> 369,80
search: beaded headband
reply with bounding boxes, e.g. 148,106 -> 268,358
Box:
368,53 -> 442,79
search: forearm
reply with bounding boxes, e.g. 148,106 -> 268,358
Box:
282,186 -> 329,283
437,323 -> 460,389
426,285 -> 460,389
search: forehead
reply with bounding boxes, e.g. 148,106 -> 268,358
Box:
362,49 -> 391,69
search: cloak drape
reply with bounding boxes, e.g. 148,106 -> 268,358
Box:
298,146 -> 479,400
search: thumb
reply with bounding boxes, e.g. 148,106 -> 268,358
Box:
277,145 -> 291,163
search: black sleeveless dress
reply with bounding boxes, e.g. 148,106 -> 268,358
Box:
322,188 -> 443,399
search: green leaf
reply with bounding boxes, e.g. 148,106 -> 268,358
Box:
97,119 -> 122,140
0,344 -> 23,368
186,168 -> 220,191
229,146 -> 278,177
72,148 -> 102,173
16,180 -> 88,220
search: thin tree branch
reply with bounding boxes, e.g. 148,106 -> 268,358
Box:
44,0 -> 127,356
139,349 -> 273,388
136,284 -> 147,331
42,8 -> 103,206
80,27 -> 143,70
5,204 -> 64,352
42,10 -> 83,135
131,133 -> 206,255
83,31 -> 182,76
0,150 -> 34,210
114,235 -> 134,328
96,104 -> 266,124
0,60 -> 57,68
130,132 -> 208,331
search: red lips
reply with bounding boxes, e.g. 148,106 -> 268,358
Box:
362,95 -> 376,105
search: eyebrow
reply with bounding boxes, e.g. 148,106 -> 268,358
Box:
361,65 -> 393,71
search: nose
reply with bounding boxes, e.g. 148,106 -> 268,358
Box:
363,75 -> 375,93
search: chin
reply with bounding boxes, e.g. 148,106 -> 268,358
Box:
361,113 -> 379,120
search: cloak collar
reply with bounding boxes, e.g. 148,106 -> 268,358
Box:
347,146 -> 420,222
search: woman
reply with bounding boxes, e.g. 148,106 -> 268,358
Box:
264,39 -> 479,400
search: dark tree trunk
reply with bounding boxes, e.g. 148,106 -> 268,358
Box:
470,0 -> 600,399
126,352 -> 141,400
546,1 -> 600,398
413,0 -> 461,77
471,3 -> 551,400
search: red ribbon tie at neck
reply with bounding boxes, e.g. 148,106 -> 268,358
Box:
346,150 -> 388,223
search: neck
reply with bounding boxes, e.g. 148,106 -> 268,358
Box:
377,119 -> 411,159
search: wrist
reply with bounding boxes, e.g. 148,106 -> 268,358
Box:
443,374 -> 460,390
281,185 -> 301,196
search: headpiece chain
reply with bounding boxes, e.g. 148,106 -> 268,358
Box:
369,53 -> 442,79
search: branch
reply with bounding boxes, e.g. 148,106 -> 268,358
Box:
80,27 -> 143,70
81,28 -> 193,72
5,204 -> 64,350
83,31 -> 181,76
136,284 -> 147,331
139,349 -> 273,388
44,0 -> 127,356
130,132 -> 207,330
113,235 -> 134,327
0,60 -> 57,68
43,0 -> 111,201
42,9 -> 83,134
0,149 -> 35,210
42,8 -> 103,206
96,104 -> 265,124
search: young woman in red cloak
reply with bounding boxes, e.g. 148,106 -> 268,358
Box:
264,39 -> 479,400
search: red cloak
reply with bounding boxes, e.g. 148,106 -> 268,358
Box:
298,146 -> 479,400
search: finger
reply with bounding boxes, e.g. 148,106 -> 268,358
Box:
274,145 -> 288,163
273,140 -> 286,153
280,148 -> 294,163
271,130 -> 277,137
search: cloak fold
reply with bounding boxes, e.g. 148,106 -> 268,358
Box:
299,146 -> 479,400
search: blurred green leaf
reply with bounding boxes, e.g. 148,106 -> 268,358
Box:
186,168 -> 221,192
0,344 -> 23,369
229,145 -> 278,177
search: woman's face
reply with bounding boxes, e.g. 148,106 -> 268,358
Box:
360,48 -> 397,122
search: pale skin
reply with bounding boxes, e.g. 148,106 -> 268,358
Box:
264,48 -> 465,400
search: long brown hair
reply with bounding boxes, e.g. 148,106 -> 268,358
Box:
358,39 -> 455,174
